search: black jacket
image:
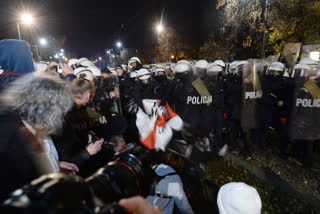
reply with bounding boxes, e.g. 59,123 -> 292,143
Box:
51,105 -> 91,173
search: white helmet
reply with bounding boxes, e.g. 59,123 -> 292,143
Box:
174,62 -> 192,73
268,62 -> 285,71
120,64 -> 128,72
212,59 -> 226,68
154,67 -> 167,76
108,68 -> 118,76
207,63 -> 224,74
129,71 -> 138,79
229,61 -> 239,74
68,58 -> 79,69
195,60 -> 209,69
236,60 -> 249,67
266,62 -> 285,76
128,57 -> 141,66
77,57 -> 88,65
292,63 -> 311,78
74,67 -> 95,81
137,68 -> 151,80
79,59 -> 95,67
177,59 -> 190,64
235,60 -> 250,76
87,66 -> 101,77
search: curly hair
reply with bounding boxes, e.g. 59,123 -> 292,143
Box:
0,72 -> 73,137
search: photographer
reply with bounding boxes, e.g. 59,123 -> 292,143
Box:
45,62 -> 77,82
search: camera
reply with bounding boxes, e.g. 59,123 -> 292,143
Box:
56,65 -> 63,74
1,145 -> 156,214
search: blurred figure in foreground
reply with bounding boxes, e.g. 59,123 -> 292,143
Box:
0,72 -> 77,202
0,39 -> 35,92
217,182 -> 262,214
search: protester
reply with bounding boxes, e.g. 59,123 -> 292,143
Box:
146,153 -> 194,214
52,78 -> 105,177
0,39 -> 35,92
0,72 -> 77,202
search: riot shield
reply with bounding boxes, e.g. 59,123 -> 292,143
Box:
240,59 -> 264,129
289,65 -> 320,140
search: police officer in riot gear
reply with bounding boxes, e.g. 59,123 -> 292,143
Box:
194,60 -> 209,77
206,63 -> 226,154
153,67 -> 171,99
257,62 -> 288,151
163,61 -> 219,154
289,59 -> 320,167
128,57 -> 143,72
223,61 -> 238,149
226,60 -> 257,157
132,68 -> 156,111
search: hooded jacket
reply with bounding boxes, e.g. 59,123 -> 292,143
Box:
0,39 -> 35,92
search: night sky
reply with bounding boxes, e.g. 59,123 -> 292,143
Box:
0,0 -> 218,58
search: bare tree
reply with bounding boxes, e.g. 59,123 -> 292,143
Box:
157,27 -> 184,62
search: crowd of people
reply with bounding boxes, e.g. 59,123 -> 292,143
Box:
1,38 -> 319,214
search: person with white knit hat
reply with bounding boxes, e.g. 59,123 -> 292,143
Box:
217,182 -> 262,214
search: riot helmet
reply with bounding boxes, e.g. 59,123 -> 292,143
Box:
68,58 -> 79,70
195,60 -> 209,76
266,62 -> 285,77
137,68 -> 152,85
212,59 -> 226,68
128,57 -> 142,69
87,66 -> 101,77
78,58 -> 95,67
74,67 -> 95,81
235,60 -> 250,77
154,67 -> 168,76
228,61 -> 239,75
292,64 -> 312,78
207,63 -> 223,77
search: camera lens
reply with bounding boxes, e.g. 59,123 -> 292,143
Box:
86,151 -> 152,204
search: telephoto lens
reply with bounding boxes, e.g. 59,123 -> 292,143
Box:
1,145 -> 157,214
86,145 -> 155,204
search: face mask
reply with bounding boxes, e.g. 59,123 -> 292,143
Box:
175,72 -> 190,81
155,75 -> 166,82
197,68 -> 206,76
139,78 -> 151,85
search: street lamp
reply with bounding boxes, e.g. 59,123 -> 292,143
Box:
39,38 -> 47,46
156,24 -> 164,34
17,13 -> 34,40
116,41 -> 122,48
21,13 -> 33,25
